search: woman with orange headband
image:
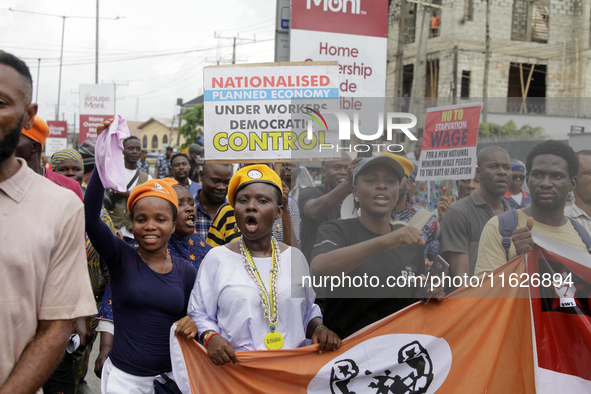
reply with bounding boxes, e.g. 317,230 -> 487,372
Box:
84,120 -> 197,393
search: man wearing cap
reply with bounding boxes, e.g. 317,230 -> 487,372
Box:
15,115 -> 83,200
137,149 -> 150,174
0,51 -> 97,393
310,155 -> 430,338
503,161 -> 531,209
388,154 -> 441,263
300,152 -> 362,262
155,146 -> 173,178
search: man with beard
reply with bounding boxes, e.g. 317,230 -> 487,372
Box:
194,163 -> 233,239
14,115 -> 83,200
476,141 -> 590,277
171,152 -> 200,199
299,152 -> 362,262
441,146 -> 511,278
0,51 -> 96,393
107,135 -> 151,242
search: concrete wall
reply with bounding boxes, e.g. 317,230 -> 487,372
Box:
387,0 -> 591,105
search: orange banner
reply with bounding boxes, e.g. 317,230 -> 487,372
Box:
172,256 -> 534,393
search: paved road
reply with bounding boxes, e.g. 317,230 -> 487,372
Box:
80,341 -> 101,394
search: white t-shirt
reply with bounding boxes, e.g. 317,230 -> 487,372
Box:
512,191 -> 523,205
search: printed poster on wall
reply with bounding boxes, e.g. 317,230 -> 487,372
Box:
203,61 -> 340,163
416,102 -> 483,181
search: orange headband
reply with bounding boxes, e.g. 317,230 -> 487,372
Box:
21,116 -> 50,147
127,179 -> 179,212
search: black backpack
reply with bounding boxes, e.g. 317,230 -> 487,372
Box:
497,209 -> 591,260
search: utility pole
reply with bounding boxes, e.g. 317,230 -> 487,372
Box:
176,98 -> 183,148
214,32 -> 256,65
56,16 -> 66,120
135,98 -> 140,121
104,80 -> 128,115
96,0 -> 99,83
395,0 -> 407,102
452,45 -> 458,104
35,58 -> 41,103
482,0 -> 491,123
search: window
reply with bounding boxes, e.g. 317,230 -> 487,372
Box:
461,71 -> 470,97
142,135 -> 147,149
151,135 -> 158,149
511,0 -> 548,43
162,135 -> 168,145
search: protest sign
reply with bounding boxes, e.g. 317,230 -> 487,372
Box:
416,103 -> 482,181
203,61 -> 340,163
45,121 -> 68,157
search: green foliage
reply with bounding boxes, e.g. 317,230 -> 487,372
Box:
178,104 -> 204,149
479,120 -> 545,138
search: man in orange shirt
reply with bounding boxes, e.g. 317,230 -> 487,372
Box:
431,12 -> 441,37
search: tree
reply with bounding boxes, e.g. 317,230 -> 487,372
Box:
178,103 -> 204,149
479,120 -> 545,138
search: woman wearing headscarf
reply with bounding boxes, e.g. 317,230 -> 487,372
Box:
51,148 -> 85,186
94,180 -> 213,377
310,155 -> 443,339
189,165 -> 340,366
85,121 -> 197,392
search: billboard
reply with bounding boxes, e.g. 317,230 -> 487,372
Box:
79,84 -> 115,144
290,0 -> 389,97
45,121 -> 68,157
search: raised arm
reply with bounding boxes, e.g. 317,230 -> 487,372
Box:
302,158 -> 362,220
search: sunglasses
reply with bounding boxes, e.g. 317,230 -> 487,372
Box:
512,174 -> 526,181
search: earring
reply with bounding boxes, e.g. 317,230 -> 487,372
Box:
354,197 -> 359,202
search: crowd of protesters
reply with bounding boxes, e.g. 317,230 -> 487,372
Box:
2,50 -> 590,394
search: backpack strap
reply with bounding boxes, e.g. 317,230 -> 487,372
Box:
567,217 -> 591,253
497,209 -> 519,261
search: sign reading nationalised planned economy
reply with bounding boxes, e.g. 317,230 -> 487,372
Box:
416,103 -> 483,181
79,84 -> 115,144
203,62 -> 340,163
290,0 -> 389,97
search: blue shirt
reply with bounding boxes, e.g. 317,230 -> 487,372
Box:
85,171 -> 197,377
97,232 -> 211,325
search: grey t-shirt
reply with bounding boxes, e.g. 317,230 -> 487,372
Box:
440,190 -> 510,275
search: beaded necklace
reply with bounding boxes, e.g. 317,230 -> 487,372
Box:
239,235 -> 284,350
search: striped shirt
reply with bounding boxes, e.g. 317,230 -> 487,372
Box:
565,202 -> 591,236
207,197 -> 301,248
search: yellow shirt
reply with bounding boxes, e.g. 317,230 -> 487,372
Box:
475,209 -> 588,277
206,203 -> 241,247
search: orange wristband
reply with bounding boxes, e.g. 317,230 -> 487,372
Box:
204,332 -> 220,348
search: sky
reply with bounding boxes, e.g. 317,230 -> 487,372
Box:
1,0 -> 277,126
